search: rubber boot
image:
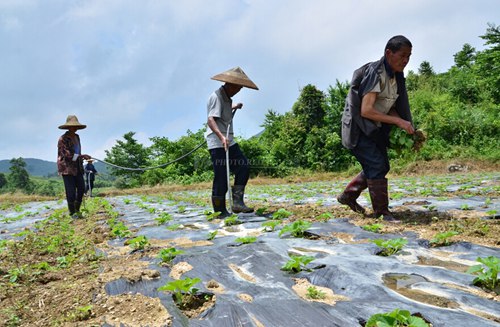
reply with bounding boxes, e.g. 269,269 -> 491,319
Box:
67,201 -> 76,216
232,185 -> 254,213
73,201 -> 82,218
211,196 -> 231,218
337,172 -> 368,214
367,179 -> 400,223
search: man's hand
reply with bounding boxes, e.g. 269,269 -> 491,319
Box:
398,119 -> 415,134
233,103 -> 243,110
221,136 -> 229,151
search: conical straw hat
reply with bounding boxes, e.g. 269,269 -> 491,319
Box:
58,115 -> 87,130
211,67 -> 259,90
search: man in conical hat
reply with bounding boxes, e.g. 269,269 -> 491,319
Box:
205,67 -> 258,217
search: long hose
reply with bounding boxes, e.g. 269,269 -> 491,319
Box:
90,141 -> 206,172
91,110 -> 237,173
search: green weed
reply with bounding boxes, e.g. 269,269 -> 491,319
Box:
306,286 -> 326,300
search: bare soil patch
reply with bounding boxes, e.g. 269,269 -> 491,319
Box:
292,278 -> 349,305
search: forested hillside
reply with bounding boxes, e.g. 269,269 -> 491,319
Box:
102,24 -> 499,189
1,24 -> 498,194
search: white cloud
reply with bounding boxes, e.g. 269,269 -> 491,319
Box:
0,0 -> 498,162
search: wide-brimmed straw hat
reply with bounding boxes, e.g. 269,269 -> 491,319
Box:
58,115 -> 87,130
211,67 -> 259,90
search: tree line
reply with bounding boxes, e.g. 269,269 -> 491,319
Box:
103,24 -> 498,189
2,24 -> 498,193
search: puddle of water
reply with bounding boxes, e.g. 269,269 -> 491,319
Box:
382,273 -> 460,309
417,256 -> 470,273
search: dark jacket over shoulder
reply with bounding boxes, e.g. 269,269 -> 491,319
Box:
341,57 -> 412,149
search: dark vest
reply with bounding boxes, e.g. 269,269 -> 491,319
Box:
341,57 -> 412,149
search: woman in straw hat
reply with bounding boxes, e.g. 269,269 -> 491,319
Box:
205,67 -> 258,217
57,115 -> 92,217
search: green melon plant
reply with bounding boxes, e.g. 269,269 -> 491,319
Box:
272,208 -> 293,220
362,223 -> 383,233
158,277 -> 202,304
467,256 -> 499,293
371,238 -> 407,256
281,255 -> 315,273
154,212 -> 173,225
279,220 -> 312,238
158,247 -> 184,264
262,220 -> 281,232
235,236 -> 257,244
430,231 -> 459,246
365,309 -> 430,327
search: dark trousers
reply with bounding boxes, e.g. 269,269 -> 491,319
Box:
62,174 -> 85,204
85,180 -> 94,193
85,173 -> 94,193
209,143 -> 250,197
351,128 -> 391,180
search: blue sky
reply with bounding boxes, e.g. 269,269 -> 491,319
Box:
0,0 -> 498,162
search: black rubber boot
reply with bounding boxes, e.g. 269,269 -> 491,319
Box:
73,201 -> 82,218
67,201 -> 76,216
211,196 -> 231,218
367,179 -> 400,223
337,172 -> 368,214
232,185 -> 254,213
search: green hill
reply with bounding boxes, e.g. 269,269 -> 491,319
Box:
0,158 -> 108,177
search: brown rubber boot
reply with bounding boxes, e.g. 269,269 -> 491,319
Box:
367,179 -> 400,223
232,185 -> 254,213
337,172 -> 368,214
211,196 -> 231,218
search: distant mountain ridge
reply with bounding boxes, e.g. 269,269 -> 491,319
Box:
0,158 -> 107,177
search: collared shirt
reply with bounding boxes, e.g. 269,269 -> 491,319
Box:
205,86 -> 237,150
369,62 -> 399,126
